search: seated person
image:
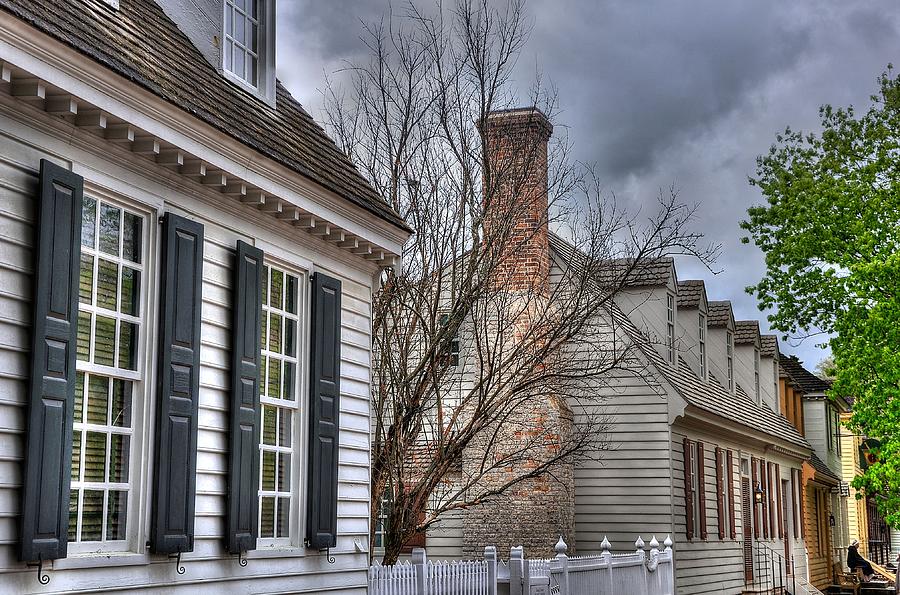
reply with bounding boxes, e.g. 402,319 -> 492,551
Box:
848,540 -> 875,582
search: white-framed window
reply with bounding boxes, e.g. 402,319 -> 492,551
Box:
726,330 -> 734,392
754,347 -> 761,403
374,492 -> 392,549
223,0 -> 260,88
71,195 -> 151,552
258,263 -> 306,546
666,293 -> 675,365
720,451 -> 731,538
438,313 -> 460,367
690,442 -> 701,533
698,313 -> 707,379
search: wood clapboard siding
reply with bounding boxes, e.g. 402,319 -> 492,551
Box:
0,117 -> 375,593
804,484 -> 833,589
426,510 -> 464,559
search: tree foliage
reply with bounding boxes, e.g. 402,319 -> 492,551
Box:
742,67 -> 900,525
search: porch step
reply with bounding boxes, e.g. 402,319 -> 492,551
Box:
741,587 -> 786,595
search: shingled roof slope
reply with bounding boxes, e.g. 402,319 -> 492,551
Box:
779,353 -> 832,394
677,280 -> 705,309
0,0 -> 409,231
548,233 -> 810,450
809,452 -> 841,484
734,320 -> 761,345
592,257 -> 674,288
760,335 -> 778,358
707,301 -> 733,328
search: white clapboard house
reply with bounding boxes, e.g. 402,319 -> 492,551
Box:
0,0 -> 408,592
418,107 -> 818,595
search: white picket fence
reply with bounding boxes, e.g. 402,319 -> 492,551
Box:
369,535 -> 674,595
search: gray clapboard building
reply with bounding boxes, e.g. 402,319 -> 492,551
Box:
0,0 -> 408,592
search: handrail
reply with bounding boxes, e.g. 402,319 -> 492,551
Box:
749,540 -> 796,594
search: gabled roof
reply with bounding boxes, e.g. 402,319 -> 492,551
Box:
548,233 -> 810,450
707,301 -> 734,328
677,280 -> 706,309
779,353 -> 832,394
734,320 -> 761,346
760,335 -> 778,358
594,257 -> 675,289
0,0 -> 409,232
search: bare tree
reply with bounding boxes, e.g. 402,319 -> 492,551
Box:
322,0 -> 716,564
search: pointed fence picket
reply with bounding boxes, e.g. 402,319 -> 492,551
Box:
368,536 -> 674,595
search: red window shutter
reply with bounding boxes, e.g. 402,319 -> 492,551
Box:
698,442 -> 707,539
716,447 -> 726,539
775,464 -> 784,539
768,462 -> 777,539
401,509 -> 427,552
727,450 -> 737,539
751,457 -> 760,539
683,437 -> 694,540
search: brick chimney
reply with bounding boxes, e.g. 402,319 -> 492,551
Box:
482,108 -> 553,295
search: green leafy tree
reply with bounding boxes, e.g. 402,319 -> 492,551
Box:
742,67 -> 900,526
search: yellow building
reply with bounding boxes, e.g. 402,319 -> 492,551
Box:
840,411 -> 868,558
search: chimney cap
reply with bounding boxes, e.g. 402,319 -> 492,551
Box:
483,107 -> 553,137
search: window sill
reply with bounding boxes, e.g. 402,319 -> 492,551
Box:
246,546 -> 308,560
53,551 -> 150,570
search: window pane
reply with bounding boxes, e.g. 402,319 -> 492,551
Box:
277,453 -> 290,491
226,4 -> 233,36
118,321 -> 138,370
270,269 -> 283,308
269,313 -> 282,353
261,450 -> 275,490
260,497 -> 275,538
225,39 -> 233,72
68,490 -> 79,542
248,19 -> 257,53
98,203 -> 121,256
262,265 -> 268,304
74,372 -> 85,423
277,496 -> 290,538
247,54 -> 257,87
234,11 -> 246,44
83,431 -> 107,482
87,375 -> 110,425
234,46 -> 245,80
109,434 -> 130,483
267,359 -> 281,400
79,253 -> 94,304
282,361 -> 295,402
111,379 -> 132,428
262,405 -> 276,445
284,319 -> 296,357
81,490 -> 104,541
234,0 -> 246,14
121,267 -> 140,316
82,196 -> 96,248
123,212 -> 142,264
71,431 -> 82,482
286,275 -> 297,314
77,311 -> 92,362
278,408 -> 292,447
106,491 -> 127,540
97,259 -> 118,311
94,315 -> 116,366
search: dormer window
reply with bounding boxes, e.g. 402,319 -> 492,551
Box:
224,0 -> 259,87
222,0 -> 276,105
754,347 -> 761,403
698,313 -> 707,379
666,293 -> 675,365
726,330 -> 734,392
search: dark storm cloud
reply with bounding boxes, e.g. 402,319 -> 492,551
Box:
276,0 -> 900,367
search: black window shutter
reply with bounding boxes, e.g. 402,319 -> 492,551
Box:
226,241 -> 263,554
150,213 -> 204,555
20,160 -> 83,563
306,272 -> 342,550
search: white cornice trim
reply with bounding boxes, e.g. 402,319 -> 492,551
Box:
0,10 -> 408,259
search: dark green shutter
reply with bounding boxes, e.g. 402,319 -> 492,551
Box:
20,160 -> 83,562
306,272 -> 342,550
150,213 -> 204,555
226,241 -> 263,554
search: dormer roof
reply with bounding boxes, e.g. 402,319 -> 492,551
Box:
594,257 -> 675,289
707,300 -> 735,328
760,335 -> 778,358
0,0 -> 409,232
676,280 -> 706,310
734,320 -> 761,346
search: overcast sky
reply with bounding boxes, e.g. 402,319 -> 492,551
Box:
275,0 -> 900,369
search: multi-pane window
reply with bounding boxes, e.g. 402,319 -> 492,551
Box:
439,313 -> 460,367
259,264 -> 302,544
726,331 -> 734,392
690,442 -> 701,533
754,348 -> 761,403
698,313 -> 707,379
828,408 -> 842,454
71,197 -> 146,546
374,493 -> 392,548
666,293 -> 675,364
223,0 -> 260,88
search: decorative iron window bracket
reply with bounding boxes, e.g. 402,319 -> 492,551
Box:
28,554 -> 50,585
237,549 -> 248,567
170,549 -> 186,575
